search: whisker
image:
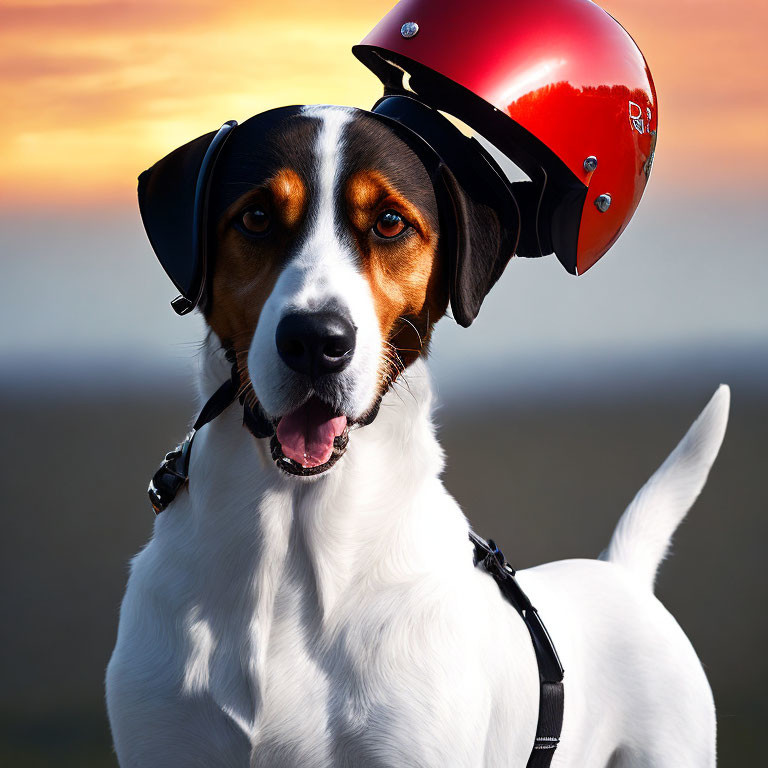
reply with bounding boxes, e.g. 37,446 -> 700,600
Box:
398,316 -> 423,348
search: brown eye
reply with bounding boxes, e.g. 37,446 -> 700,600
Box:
240,208 -> 270,236
373,210 -> 407,239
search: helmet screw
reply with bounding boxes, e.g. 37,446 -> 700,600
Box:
594,194 -> 612,212
583,155 -> 598,173
400,21 -> 419,39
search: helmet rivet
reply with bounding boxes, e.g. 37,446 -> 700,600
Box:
594,194 -> 612,213
583,155 -> 598,173
400,21 -> 419,39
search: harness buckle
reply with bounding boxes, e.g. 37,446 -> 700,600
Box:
484,538 -> 516,578
148,431 -> 195,515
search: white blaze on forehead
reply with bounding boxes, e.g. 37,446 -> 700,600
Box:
296,105 -> 355,293
280,106 -> 363,314
301,105 -> 353,223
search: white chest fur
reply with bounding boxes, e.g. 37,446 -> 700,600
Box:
106,359 -> 539,768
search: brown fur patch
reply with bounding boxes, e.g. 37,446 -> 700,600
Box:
271,168 -> 306,229
207,170 -> 308,379
345,170 -> 448,384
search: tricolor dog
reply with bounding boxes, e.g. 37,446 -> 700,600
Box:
106,103 -> 726,767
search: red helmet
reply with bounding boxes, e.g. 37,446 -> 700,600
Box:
353,0 -> 658,278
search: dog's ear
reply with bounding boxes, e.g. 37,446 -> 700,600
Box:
439,162 -> 520,328
138,131 -> 217,304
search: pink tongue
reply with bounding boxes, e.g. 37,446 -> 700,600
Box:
276,398 -> 348,468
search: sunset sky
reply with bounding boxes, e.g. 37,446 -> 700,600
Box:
1,0 -> 766,209
1,0 -> 765,375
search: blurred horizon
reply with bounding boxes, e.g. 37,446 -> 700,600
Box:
3,189 -> 766,406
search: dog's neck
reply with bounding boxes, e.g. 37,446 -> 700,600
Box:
173,337 -> 467,623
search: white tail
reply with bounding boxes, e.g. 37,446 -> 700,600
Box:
602,385 -> 730,589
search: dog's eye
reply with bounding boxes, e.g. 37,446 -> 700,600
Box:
240,208 -> 270,236
373,210 -> 407,239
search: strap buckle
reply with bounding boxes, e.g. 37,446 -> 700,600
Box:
148,431 -> 195,515
484,538 -> 516,578
469,531 -> 516,577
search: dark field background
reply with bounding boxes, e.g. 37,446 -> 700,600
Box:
1,351 -> 765,766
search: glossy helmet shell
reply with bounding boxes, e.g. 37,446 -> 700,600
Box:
353,0 -> 658,275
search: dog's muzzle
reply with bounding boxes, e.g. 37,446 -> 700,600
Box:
267,309 -> 357,474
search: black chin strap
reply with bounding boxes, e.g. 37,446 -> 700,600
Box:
148,359 -> 274,514
469,531 -> 565,767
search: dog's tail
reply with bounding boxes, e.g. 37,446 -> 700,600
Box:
601,385 -> 730,590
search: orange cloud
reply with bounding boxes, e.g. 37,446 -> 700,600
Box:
0,0 -> 765,209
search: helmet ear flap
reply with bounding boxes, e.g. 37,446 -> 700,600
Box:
138,131 -> 216,309
138,120 -> 237,314
439,163 -> 520,328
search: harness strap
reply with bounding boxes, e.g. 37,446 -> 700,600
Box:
194,362 -> 241,429
529,682 -> 565,766
469,531 -> 564,767
148,361 -> 274,514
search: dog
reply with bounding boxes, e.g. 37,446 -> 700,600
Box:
106,105 -> 726,767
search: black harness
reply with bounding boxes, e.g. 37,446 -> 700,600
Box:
148,358 -> 273,514
149,369 -> 565,766
470,532 -> 565,766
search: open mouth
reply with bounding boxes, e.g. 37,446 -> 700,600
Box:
271,396 -> 350,476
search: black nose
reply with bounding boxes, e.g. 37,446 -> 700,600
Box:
276,311 -> 356,379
